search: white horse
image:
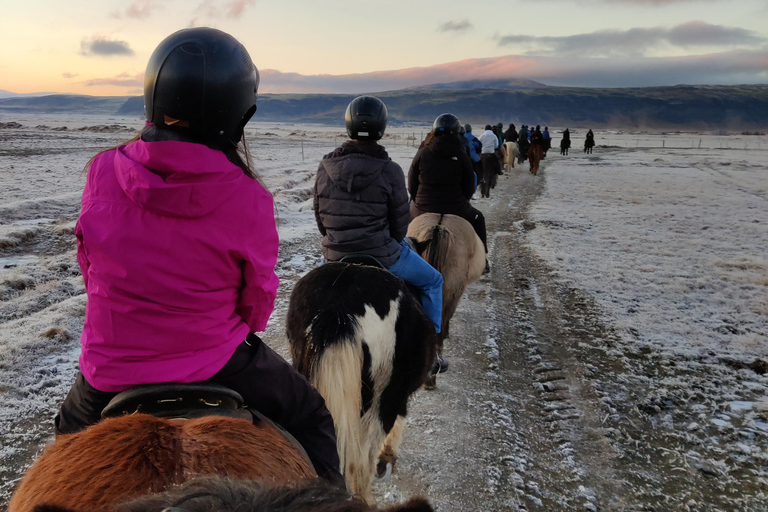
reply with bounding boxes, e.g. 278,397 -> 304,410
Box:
503,141 -> 520,171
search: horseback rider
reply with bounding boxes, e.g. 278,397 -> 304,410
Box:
54,28 -> 342,486
459,124 -> 472,161
584,129 -> 595,153
313,96 -> 445,341
518,125 -> 530,158
408,114 -> 489,273
504,123 -> 518,143
479,124 -> 499,156
463,123 -> 483,185
561,128 -> 571,155
542,126 -> 551,152
531,125 -> 544,147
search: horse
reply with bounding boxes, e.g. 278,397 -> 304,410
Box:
9,413 -> 317,512
479,151 -> 502,198
407,213 -> 486,389
502,141 -> 519,171
560,137 -> 570,155
528,144 -> 544,176
286,263 -> 436,505
517,139 -> 529,165
57,475 -> 434,512
584,134 -> 595,154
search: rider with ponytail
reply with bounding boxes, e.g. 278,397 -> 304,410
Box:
55,28 -> 341,485
409,114 -> 488,257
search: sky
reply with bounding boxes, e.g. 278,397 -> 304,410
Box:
0,0 -> 767,96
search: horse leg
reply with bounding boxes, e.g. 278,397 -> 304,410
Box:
377,415 -> 406,479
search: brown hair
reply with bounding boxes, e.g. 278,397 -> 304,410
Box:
81,126 -> 264,188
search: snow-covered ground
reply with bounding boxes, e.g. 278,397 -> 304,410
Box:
528,144 -> 767,362
1,115 -> 766,509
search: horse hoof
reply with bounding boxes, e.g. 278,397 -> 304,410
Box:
423,374 -> 437,390
375,460 -> 393,481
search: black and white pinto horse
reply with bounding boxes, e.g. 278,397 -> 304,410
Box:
287,263 -> 435,504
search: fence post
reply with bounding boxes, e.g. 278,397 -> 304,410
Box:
663,139 -> 665,148
698,139 -> 702,149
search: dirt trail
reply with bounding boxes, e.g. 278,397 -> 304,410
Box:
371,163 -> 767,511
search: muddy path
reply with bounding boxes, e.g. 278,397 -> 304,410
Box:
368,161 -> 767,511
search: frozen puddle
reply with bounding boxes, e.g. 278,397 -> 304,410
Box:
0,255 -> 40,272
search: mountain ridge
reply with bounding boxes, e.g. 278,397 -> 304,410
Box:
2,81 -> 767,129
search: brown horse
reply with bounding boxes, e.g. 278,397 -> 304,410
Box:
528,144 -> 544,175
407,213 -> 486,389
46,475 -> 434,512
9,414 -> 316,512
287,263 -> 435,505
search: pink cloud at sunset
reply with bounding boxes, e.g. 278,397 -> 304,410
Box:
257,50 -> 768,94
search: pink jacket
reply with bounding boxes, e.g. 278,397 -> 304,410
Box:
76,139 -> 279,392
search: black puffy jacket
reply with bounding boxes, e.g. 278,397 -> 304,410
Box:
313,140 -> 409,267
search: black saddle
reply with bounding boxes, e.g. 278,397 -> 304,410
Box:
338,253 -> 386,269
101,383 -> 252,421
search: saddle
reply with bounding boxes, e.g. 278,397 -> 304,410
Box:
101,382 -> 251,421
101,382 -> 311,463
338,253 -> 386,269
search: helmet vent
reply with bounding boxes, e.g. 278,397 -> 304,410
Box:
179,43 -> 204,55
239,46 -> 254,68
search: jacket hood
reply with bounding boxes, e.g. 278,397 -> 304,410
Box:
114,139 -> 247,218
321,140 -> 390,193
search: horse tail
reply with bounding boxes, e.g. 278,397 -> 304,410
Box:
422,216 -> 451,274
306,312 -> 364,481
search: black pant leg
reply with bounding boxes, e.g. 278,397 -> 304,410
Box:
55,373 -> 117,435
210,336 -> 342,486
466,207 -> 488,253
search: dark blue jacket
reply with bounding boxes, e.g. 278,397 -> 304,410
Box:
464,131 -> 482,162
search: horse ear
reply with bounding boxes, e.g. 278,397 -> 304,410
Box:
382,497 -> 434,512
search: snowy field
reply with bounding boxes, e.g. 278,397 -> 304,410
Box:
0,114 -> 766,509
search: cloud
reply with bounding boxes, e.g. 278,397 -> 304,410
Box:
80,36 -> 135,57
437,20 -> 472,33
226,0 -> 256,17
110,0 -> 163,19
497,22 -> 767,58
257,49 -> 768,93
62,72 -> 78,79
194,0 -> 256,19
84,72 -> 144,87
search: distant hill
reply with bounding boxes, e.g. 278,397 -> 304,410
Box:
2,83 -> 768,129
0,90 -> 57,99
0,94 -> 131,114
407,78 -> 547,91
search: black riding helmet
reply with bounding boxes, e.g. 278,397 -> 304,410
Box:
433,113 -> 461,135
144,27 -> 260,149
345,96 -> 387,140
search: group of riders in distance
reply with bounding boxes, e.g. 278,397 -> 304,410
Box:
9,26 -> 597,512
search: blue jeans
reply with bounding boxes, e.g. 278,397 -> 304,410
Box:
388,241 -> 443,333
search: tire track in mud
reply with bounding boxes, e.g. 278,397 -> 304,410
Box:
481,168 -> 624,511
483,160 -> 768,511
